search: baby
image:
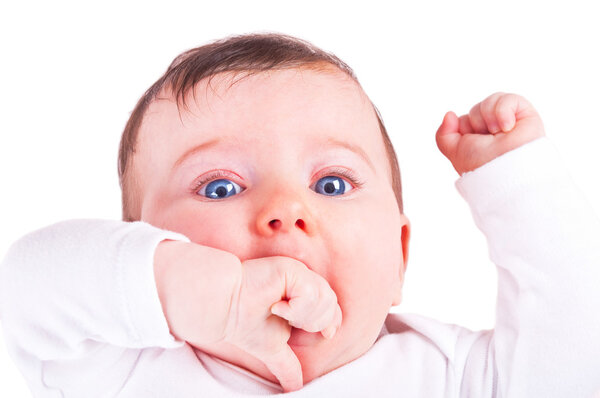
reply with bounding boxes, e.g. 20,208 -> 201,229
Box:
1,33 -> 599,397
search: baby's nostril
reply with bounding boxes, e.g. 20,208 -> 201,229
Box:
269,219 -> 282,229
296,219 -> 305,229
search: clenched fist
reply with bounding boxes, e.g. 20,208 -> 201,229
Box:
436,92 -> 546,175
224,256 -> 342,392
153,241 -> 342,393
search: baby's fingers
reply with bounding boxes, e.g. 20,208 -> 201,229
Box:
479,92 -> 505,133
468,102 -> 489,134
320,304 -> 342,339
470,92 -> 509,134
271,296 -> 340,335
477,92 -> 538,134
271,300 -> 295,321
495,93 -> 538,132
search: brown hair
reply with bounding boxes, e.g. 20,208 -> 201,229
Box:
118,32 -> 403,221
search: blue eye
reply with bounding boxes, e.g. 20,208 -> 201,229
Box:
200,179 -> 244,199
314,176 -> 352,196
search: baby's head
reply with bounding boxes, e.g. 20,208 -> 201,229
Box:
118,33 -> 410,383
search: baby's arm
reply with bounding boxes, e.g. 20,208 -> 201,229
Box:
0,219 -> 340,394
0,220 -> 189,396
436,94 -> 600,396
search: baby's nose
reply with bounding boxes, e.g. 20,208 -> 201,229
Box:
255,195 -> 316,237
267,218 -> 306,231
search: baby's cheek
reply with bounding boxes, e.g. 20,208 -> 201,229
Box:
331,222 -> 397,292
335,204 -> 402,303
157,200 -> 248,254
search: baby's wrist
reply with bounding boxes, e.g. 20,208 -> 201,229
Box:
153,240 -> 242,344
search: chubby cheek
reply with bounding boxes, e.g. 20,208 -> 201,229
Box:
147,197 -> 250,256
325,199 -> 403,328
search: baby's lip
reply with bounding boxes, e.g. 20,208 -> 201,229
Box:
251,247 -> 314,271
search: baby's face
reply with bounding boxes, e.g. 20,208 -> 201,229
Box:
136,67 -> 410,383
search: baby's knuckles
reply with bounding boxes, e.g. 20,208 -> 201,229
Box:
219,256 -> 329,386
479,92 -> 505,133
236,257 -> 335,324
224,256 -> 338,345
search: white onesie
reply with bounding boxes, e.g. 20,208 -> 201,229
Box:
1,137 -> 599,397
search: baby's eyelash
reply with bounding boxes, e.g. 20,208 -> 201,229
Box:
318,167 -> 365,188
190,167 -> 365,194
190,170 -> 238,194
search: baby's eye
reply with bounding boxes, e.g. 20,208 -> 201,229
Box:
199,179 -> 244,199
313,176 -> 353,196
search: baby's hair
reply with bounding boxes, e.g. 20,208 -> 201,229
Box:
118,32 -> 403,221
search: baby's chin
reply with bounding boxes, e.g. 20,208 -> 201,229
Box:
288,326 -> 360,385
290,318 -> 387,385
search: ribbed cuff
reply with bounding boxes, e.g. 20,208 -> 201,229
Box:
454,137 -> 570,212
118,221 -> 190,348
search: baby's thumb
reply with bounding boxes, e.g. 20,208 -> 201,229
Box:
264,344 -> 303,392
435,111 -> 460,159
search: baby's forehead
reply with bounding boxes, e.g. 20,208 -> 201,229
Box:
135,67 -> 386,173
139,68 -> 374,151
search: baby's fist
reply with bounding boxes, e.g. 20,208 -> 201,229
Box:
435,92 -> 545,175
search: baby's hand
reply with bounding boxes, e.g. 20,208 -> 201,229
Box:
154,242 -> 341,392
224,256 -> 342,392
435,92 -> 546,175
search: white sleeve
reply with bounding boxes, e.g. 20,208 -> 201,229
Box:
0,219 -> 190,362
455,137 -> 600,397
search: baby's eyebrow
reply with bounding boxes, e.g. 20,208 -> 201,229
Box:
171,137 -> 376,173
171,138 -> 222,172
320,138 -> 375,172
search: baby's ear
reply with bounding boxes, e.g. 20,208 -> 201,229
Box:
400,217 -> 410,273
392,216 -> 411,306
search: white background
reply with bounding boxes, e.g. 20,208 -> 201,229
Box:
1,1 -> 599,395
